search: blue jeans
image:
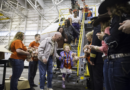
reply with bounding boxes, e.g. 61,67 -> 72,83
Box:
39,56 -> 53,89
10,59 -> 24,90
28,61 -> 38,88
103,59 -> 111,90
81,13 -> 88,20
108,57 -> 130,90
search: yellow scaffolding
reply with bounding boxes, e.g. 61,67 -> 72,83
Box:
0,13 -> 10,20
77,11 -> 85,76
0,13 -> 4,16
59,8 -> 70,26
0,17 -> 10,20
77,5 -> 96,76
59,6 -> 96,76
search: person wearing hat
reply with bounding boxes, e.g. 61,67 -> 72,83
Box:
70,9 -> 81,45
89,17 -> 104,90
90,17 -> 98,26
97,0 -> 130,90
89,13 -> 111,90
86,16 -> 103,90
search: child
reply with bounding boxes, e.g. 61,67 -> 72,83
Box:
59,45 -> 79,88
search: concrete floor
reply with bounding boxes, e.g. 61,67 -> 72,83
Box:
0,67 -> 88,90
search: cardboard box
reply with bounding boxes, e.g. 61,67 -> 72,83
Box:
0,52 -> 4,59
5,77 -> 30,90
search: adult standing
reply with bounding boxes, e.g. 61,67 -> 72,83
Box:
83,31 -> 93,90
90,19 -> 103,90
63,19 -> 79,45
83,17 -> 97,90
38,32 -> 62,90
28,34 -> 40,88
71,1 -> 80,15
9,32 -> 31,90
98,0 -> 130,90
89,13 -> 111,90
56,27 -> 65,69
83,2 -> 92,20
70,10 -> 81,45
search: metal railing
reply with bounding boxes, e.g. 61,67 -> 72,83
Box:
77,11 -> 85,76
59,8 -> 70,26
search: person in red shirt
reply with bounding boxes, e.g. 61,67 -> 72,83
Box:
28,34 -> 40,88
82,2 -> 92,20
9,32 -> 31,90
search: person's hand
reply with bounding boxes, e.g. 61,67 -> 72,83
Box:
83,45 -> 89,50
26,52 -> 30,55
34,46 -> 38,49
61,57 -> 63,60
43,58 -> 47,64
119,20 -> 130,34
84,49 -> 89,53
81,22 -> 83,26
96,32 -> 105,40
64,39 -> 67,42
90,61 -> 95,66
89,45 -> 95,50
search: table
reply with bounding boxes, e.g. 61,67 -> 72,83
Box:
0,59 -> 9,90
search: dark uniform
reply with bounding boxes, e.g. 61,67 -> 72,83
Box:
103,15 -> 130,90
90,25 -> 103,90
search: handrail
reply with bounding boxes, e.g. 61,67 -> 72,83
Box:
59,8 -> 70,26
77,11 -> 85,76
88,5 -> 96,16
77,5 -> 97,76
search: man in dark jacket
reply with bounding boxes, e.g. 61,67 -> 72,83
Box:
90,23 -> 103,90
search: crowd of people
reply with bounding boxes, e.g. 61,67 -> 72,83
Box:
83,0 -> 130,90
7,0 -> 130,90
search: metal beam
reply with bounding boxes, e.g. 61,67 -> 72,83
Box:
12,19 -> 25,30
23,0 -> 27,44
4,1 -> 26,18
0,21 -> 9,30
9,1 -> 26,9
0,0 -> 4,10
40,16 -> 43,33
27,0 -> 51,24
52,0 -> 64,5
52,0 -> 59,15
37,16 -> 40,34
8,19 -> 12,45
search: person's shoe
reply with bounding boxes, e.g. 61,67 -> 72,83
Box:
62,80 -> 65,88
33,84 -> 38,87
47,88 -> 53,90
62,84 -> 66,89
